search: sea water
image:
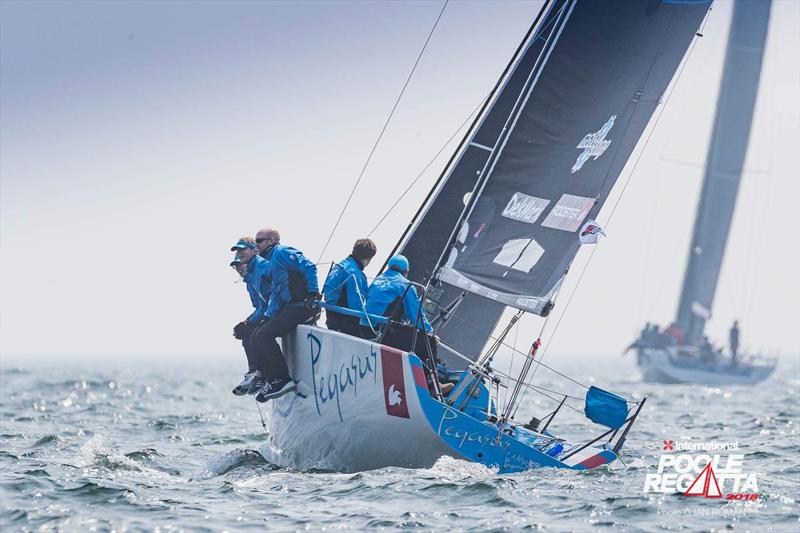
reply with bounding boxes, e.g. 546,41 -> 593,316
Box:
1,355 -> 798,531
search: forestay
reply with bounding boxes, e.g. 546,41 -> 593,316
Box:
437,0 -> 711,315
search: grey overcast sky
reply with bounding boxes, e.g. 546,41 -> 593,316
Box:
1,0 -> 798,364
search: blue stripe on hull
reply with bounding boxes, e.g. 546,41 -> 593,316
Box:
408,357 -> 614,473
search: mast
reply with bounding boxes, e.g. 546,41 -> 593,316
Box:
675,0 -> 771,345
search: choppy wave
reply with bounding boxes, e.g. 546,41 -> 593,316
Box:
1,358 -> 798,531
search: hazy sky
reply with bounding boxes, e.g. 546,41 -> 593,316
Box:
1,0 -> 798,365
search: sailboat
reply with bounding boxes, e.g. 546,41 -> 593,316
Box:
261,0 -> 711,473
631,0 -> 777,386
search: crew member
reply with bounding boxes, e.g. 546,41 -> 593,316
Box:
363,255 -> 436,359
729,320 -> 740,365
230,254 -> 246,278
255,227 -> 280,259
251,235 -> 320,402
230,237 -> 271,396
323,238 -> 376,337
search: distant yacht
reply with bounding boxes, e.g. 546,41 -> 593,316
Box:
630,0 -> 777,386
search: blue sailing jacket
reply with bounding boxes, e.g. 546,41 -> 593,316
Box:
362,269 -> 431,332
265,244 -> 319,318
245,255 -> 271,323
323,256 -> 369,315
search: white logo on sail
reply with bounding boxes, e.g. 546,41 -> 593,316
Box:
501,193 -> 550,224
493,238 -> 545,274
388,384 -> 402,406
572,115 -> 616,173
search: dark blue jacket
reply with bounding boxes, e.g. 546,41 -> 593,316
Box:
245,255 -> 271,323
323,256 -> 368,315
362,269 -> 431,332
265,244 -> 319,318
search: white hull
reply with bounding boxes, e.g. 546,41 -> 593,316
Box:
262,326 -> 457,472
637,347 -> 775,386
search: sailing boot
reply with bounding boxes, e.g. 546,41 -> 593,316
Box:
248,375 -> 266,395
255,376 -> 297,403
232,372 -> 257,396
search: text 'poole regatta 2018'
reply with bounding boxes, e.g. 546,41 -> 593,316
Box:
260,0 -> 712,473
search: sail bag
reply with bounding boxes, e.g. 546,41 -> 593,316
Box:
584,386 -> 629,430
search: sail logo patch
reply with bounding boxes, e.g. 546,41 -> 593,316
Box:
493,238 -> 544,274
380,346 -> 410,419
572,115 -> 616,173
541,194 -> 595,232
501,193 -> 550,224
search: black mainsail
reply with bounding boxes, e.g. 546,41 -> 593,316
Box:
397,0 -> 711,363
397,0 -> 569,361
675,0 -> 771,345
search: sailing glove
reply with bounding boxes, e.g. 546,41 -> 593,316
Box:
304,292 -> 322,311
233,321 -> 250,339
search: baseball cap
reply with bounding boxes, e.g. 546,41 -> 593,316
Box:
231,238 -> 257,251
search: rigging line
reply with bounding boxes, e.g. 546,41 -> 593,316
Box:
255,399 -> 268,436
501,312 -> 521,413
525,11 -> 713,385
366,93 -> 489,238
507,281 -> 564,421
428,298 -> 590,390
316,0 -> 450,264
380,0 -> 556,271
442,338 -> 584,410
426,0 -> 573,285
490,365 -> 584,402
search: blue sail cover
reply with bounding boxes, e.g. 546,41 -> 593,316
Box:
584,386 -> 628,430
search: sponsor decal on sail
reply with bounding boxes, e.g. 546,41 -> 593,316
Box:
492,238 -> 545,274
541,194 -> 595,232
572,115 -> 616,173
501,193 -> 550,224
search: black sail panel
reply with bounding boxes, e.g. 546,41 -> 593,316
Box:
439,0 -> 711,315
676,0 -> 771,344
400,0 -> 569,285
398,0 -> 571,363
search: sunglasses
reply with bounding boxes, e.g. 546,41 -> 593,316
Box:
256,238 -> 271,244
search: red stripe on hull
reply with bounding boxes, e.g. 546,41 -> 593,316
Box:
579,454 -> 609,469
